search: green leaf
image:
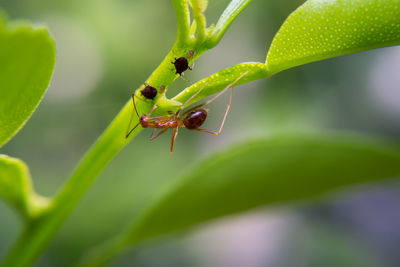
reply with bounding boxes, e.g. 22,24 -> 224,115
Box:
0,18 -> 56,148
0,154 -> 49,220
125,134 -> 400,246
208,0 -> 253,47
266,0 -> 400,75
0,154 -> 33,218
172,62 -> 268,108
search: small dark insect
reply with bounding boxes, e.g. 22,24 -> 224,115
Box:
172,57 -> 191,76
172,50 -> 195,76
126,67 -> 254,154
140,84 -> 158,100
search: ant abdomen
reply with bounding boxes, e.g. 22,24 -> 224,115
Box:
183,109 -> 208,129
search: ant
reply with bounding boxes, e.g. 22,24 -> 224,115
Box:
126,67 -> 253,154
172,50 -> 195,76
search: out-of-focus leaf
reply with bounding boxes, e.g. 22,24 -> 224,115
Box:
123,134 -> 400,246
0,18 -> 56,147
0,154 -> 33,218
266,0 -> 400,75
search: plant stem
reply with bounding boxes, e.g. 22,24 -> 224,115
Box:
208,0 -> 253,48
173,0 -> 191,45
2,1 -> 257,265
73,62 -> 269,267
1,44 -> 186,266
191,3 -> 207,43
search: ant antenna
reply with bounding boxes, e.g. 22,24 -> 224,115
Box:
126,93 -> 141,138
126,93 -> 165,138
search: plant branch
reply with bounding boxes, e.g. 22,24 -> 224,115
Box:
1,44 -> 186,267
73,62 -> 269,267
2,1 -> 258,265
190,1 -> 207,43
208,0 -> 253,48
173,0 -> 191,45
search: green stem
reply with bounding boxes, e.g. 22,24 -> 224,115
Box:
2,1 -> 257,265
1,44 -> 187,267
2,103 -> 141,267
73,62 -> 269,267
191,4 -> 207,43
173,0 -> 191,45
208,0 -> 253,48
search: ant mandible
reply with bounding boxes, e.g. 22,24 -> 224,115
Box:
126,68 -> 253,154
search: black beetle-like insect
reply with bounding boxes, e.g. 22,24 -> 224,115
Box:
172,57 -> 191,76
140,84 -> 158,100
172,50 -> 194,76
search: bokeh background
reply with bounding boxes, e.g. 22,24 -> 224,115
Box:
1,0 -> 400,266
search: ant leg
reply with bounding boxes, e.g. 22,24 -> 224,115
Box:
147,116 -> 168,120
150,128 -> 168,141
180,67 -> 255,131
201,67 -> 254,107
170,127 -> 179,154
149,128 -> 156,139
176,77 -> 211,116
146,96 -> 163,117
126,93 -> 141,138
177,67 -> 253,117
192,129 -> 220,135
191,86 -> 234,136
189,61 -> 194,70
179,73 -> 190,82
126,122 -> 140,138
180,104 -> 205,117
126,93 -> 163,138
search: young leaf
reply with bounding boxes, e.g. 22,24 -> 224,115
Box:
208,0 -> 253,47
90,133 -> 400,264
0,154 -> 33,218
172,62 -> 268,108
266,0 -> 400,75
0,19 -> 56,148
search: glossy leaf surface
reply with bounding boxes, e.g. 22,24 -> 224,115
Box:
0,18 -> 55,147
266,0 -> 400,75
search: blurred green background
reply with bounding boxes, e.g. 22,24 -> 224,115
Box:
1,0 -> 400,266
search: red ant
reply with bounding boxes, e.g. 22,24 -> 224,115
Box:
126,68 -> 253,154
